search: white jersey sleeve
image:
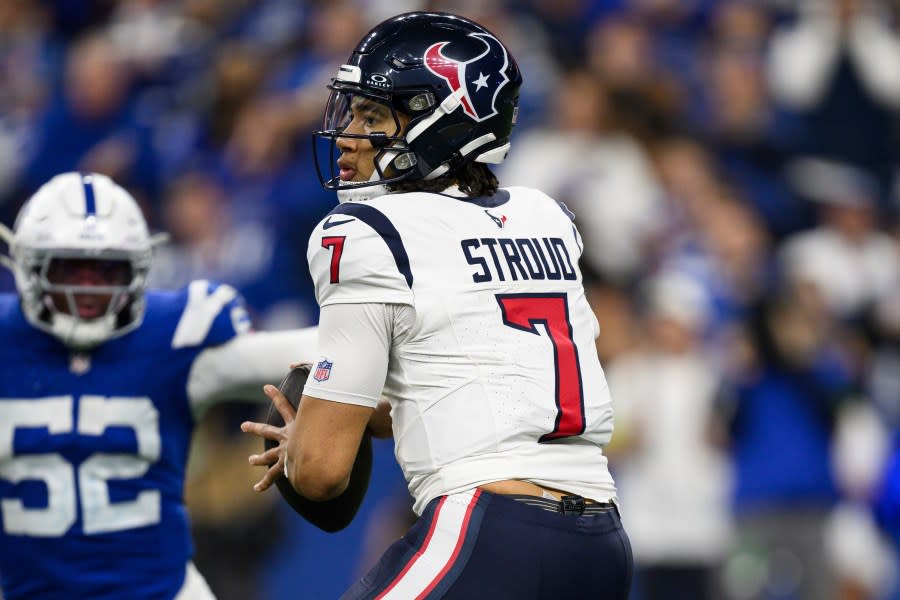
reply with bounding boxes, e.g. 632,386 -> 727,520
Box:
186,326 -> 320,418
308,203 -> 415,307
302,302 -> 414,408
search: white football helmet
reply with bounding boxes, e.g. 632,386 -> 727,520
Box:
0,172 -> 162,349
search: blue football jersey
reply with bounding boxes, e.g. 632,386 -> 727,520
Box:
0,281 -> 250,599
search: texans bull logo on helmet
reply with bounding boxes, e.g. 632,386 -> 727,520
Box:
424,32 -> 511,123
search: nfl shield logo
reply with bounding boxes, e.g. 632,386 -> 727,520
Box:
313,359 -> 333,382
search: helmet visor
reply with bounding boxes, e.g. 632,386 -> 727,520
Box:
322,86 -> 352,134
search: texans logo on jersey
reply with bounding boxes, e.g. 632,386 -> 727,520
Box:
424,33 -> 510,122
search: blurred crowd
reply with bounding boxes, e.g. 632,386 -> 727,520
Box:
0,0 -> 898,599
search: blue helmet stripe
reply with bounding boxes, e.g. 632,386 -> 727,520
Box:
82,174 -> 97,217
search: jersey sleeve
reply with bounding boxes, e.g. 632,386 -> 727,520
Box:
302,303 -> 398,408
186,326 -> 319,417
171,280 -> 252,349
307,203 -> 415,307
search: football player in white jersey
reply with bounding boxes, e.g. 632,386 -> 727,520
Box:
0,172 -> 318,599
242,11 -> 632,599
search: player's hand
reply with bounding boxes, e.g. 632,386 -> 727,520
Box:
241,384 -> 296,492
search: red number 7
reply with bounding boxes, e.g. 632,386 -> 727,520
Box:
322,236 -> 346,284
496,293 -> 586,442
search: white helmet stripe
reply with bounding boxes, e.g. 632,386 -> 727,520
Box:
459,133 -> 496,157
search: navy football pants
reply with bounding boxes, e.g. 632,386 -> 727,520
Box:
342,489 -> 633,599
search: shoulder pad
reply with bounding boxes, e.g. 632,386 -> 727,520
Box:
308,204 -> 414,307
171,280 -> 251,349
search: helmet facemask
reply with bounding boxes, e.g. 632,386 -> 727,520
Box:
313,81 -> 422,195
20,249 -> 150,349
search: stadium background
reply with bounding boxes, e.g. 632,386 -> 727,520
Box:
0,0 -> 898,598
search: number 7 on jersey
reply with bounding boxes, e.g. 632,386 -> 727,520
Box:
322,236 -> 346,284
496,293 -> 586,442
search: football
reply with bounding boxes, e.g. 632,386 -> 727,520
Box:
264,364 -> 373,532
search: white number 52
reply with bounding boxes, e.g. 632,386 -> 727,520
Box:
0,396 -> 161,537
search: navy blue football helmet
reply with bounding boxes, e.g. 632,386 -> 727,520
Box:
313,11 -> 522,191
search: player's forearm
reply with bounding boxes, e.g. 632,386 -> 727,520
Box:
286,450 -> 352,501
286,394 -> 372,501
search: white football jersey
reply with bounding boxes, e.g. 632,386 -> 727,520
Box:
305,186 -> 617,514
